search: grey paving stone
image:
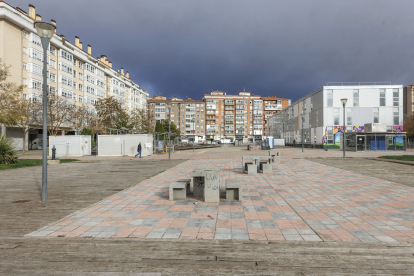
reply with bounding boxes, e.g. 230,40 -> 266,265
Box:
243,206 -> 257,212
297,229 -> 316,235
127,218 -> 146,226
214,233 -> 231,240
215,228 -> 231,234
217,212 -> 232,219
255,206 -> 269,212
246,219 -> 263,229
301,235 -> 323,242
95,231 -> 116,238
186,219 -> 203,227
206,206 -> 219,211
261,219 -> 278,229
374,235 -> 399,243
162,211 -> 180,218
111,211 -> 142,218
281,229 -> 299,235
271,213 -> 287,219
284,235 -> 303,241
177,211 -> 192,218
231,212 -> 245,219
141,218 -> 160,227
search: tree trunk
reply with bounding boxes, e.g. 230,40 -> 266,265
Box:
22,128 -> 26,155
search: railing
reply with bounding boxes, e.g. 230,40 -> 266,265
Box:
326,81 -> 391,86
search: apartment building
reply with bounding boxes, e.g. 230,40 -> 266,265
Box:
203,91 -> 265,143
261,96 -> 291,136
147,97 -> 206,142
0,3 -> 148,148
403,85 -> 414,117
269,85 -> 404,148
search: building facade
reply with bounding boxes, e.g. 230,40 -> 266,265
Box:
261,96 -> 291,136
203,91 -> 263,143
0,3 -> 148,148
147,97 -> 206,142
403,85 -> 414,117
269,85 -> 404,148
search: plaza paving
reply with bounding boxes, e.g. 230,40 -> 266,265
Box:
27,155 -> 414,243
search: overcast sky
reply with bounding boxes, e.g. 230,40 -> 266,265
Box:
17,0 -> 414,102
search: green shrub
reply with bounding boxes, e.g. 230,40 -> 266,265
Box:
0,135 -> 18,165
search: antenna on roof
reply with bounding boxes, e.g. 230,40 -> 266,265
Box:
216,86 -> 218,91
243,87 -> 245,92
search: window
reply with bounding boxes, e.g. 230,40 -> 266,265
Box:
73,70 -> 77,78
49,59 -> 56,69
30,48 -> 43,61
49,45 -> 56,55
79,73 -> 83,80
327,90 -> 333,107
49,86 -> 56,95
393,88 -> 399,106
96,89 -> 105,98
86,74 -> 95,84
78,61 -> 83,69
23,78 -> 27,85
60,49 -> 73,63
23,31 -> 27,38
79,95 -> 83,103
79,84 -> 83,91
346,108 -> 352,125
23,47 -> 27,54
30,63 -> 43,76
49,72 -> 56,82
85,64 -> 95,73
73,82 -> 76,89
327,127 -> 333,144
61,88 -> 73,99
373,107 -> 379,123
23,94 -> 27,100
59,62 -> 73,74
86,86 -> 95,95
73,58 -> 77,66
333,108 -> 339,125
23,62 -> 27,70
96,69 -> 105,78
31,33 -> 41,45
393,107 -> 399,125
353,89 -> 359,107
60,75 -> 73,87
96,79 -> 105,88
378,89 -> 385,106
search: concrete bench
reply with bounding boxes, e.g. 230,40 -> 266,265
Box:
169,181 -> 190,201
176,179 -> 191,195
190,168 -> 220,203
262,163 -> 272,174
269,151 -> 280,163
225,178 -> 243,201
247,164 -> 257,175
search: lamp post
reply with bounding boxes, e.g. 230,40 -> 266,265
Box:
34,21 -> 56,203
340,98 -> 348,159
301,114 -> 304,152
167,104 -> 171,160
192,119 -> 195,152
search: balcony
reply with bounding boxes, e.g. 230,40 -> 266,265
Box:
224,106 -> 234,110
225,100 -> 234,105
264,104 -> 282,110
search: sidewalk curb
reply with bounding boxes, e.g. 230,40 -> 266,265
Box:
366,158 -> 414,166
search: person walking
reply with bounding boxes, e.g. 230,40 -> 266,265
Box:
135,142 -> 142,158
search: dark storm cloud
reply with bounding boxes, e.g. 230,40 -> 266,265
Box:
16,0 -> 414,102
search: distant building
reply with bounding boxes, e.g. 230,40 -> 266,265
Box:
403,85 -> 414,117
147,97 -> 206,142
0,2 -> 148,149
203,91 -> 263,143
261,96 -> 291,137
269,85 -> 404,148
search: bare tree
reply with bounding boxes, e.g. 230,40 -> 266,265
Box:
94,96 -> 123,132
130,108 -> 153,133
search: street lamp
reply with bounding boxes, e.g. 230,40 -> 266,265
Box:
192,119 -> 195,152
34,21 -> 56,203
340,98 -> 348,159
167,103 -> 171,160
301,114 -> 304,152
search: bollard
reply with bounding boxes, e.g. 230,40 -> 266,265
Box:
52,145 -> 56,160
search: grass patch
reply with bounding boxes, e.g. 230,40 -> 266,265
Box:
379,155 -> 414,161
0,159 -> 79,170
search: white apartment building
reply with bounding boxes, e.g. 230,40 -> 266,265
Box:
269,85 -> 404,148
0,3 -> 148,148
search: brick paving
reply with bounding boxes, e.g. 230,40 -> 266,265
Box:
26,156 -> 414,243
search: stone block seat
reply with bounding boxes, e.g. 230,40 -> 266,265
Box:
269,150 -> 281,163
247,164 -> 257,175
176,178 -> 191,194
169,181 -> 190,201
225,178 -> 243,201
262,163 -> 272,174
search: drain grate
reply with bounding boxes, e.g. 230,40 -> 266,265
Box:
12,200 -> 30,203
